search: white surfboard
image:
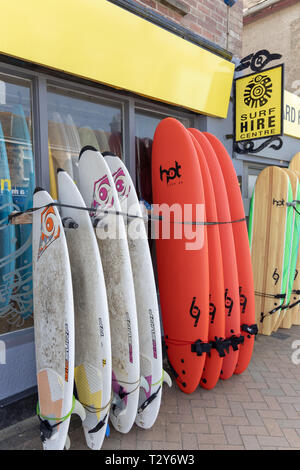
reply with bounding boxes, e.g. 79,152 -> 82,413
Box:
104,153 -> 169,429
77,146 -> 140,434
32,188 -> 75,450
57,169 -> 112,450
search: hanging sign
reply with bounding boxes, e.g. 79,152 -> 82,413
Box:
235,64 -> 284,143
284,90 -> 300,140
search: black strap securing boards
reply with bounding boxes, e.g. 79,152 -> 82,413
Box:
257,292 -> 286,323
255,292 -> 286,300
241,324 -> 258,336
211,337 -> 231,358
229,334 -> 244,351
9,201 -> 246,227
191,339 -> 212,356
267,302 -> 285,316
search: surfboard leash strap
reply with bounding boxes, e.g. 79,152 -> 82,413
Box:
9,203 -> 246,226
287,200 -> 300,216
255,292 -> 286,323
137,369 -> 168,412
36,395 -> 76,442
288,290 -> 300,310
256,289 -> 300,313
288,299 -> 300,309
88,413 -> 108,435
255,291 -> 286,322
137,385 -> 162,414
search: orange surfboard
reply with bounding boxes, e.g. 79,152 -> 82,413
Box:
188,132 -> 225,390
189,130 -> 241,380
203,132 -> 256,375
152,118 -> 209,394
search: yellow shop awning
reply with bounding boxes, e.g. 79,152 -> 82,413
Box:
0,0 -> 234,118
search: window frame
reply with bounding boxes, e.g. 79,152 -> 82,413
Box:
0,58 -> 198,338
0,60 -> 198,194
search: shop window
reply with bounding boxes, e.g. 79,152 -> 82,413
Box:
47,86 -> 123,198
135,109 -> 192,272
0,74 -> 34,334
247,168 -> 265,200
248,174 -> 258,200
135,110 -> 191,205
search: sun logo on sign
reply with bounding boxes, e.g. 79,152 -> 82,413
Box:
243,74 -> 273,108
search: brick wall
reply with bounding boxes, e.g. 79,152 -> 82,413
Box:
133,0 -> 243,57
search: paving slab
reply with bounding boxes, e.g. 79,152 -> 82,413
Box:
1,325 -> 300,450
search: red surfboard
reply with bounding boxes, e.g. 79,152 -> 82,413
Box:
152,118 -> 209,394
203,132 -> 256,375
188,132 -> 225,390
189,129 -> 241,380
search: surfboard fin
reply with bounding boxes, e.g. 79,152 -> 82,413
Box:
111,393 -> 126,416
73,397 -> 86,422
163,369 -> 172,387
140,375 -> 150,394
64,434 -> 71,450
63,399 -> 86,450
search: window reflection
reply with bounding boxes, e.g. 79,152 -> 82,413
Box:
248,174 -> 258,199
135,111 -> 191,205
47,87 -> 123,197
0,75 -> 34,334
135,110 -> 192,270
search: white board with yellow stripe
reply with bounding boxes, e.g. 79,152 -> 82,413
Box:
57,169 -> 112,450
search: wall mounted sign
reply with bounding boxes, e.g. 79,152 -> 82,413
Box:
234,64 -> 284,143
235,49 -> 282,74
284,90 -> 300,140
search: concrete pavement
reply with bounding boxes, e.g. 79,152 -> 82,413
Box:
1,325 -> 300,450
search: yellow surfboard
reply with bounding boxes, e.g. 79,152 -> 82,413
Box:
289,153 -> 300,172
248,166 -> 294,335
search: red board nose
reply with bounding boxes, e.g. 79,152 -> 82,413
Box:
152,117 -> 209,393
